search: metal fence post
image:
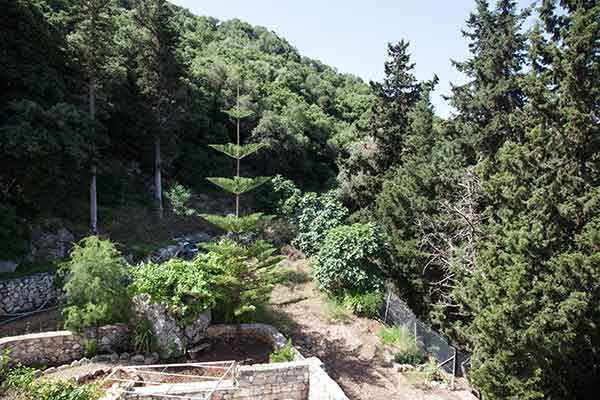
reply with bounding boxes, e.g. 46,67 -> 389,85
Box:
383,287 -> 391,323
414,320 -> 417,346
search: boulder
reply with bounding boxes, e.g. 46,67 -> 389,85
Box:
27,220 -> 74,262
132,294 -> 211,359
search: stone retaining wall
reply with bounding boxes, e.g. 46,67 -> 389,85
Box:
0,273 -> 58,316
210,362 -> 309,400
0,324 -> 129,366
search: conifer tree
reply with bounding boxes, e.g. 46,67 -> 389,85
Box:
132,0 -> 184,219
202,86 -> 270,234
463,2 -> 600,398
450,0 -> 527,162
67,0 -> 120,233
338,41 -> 421,210
200,86 -> 282,322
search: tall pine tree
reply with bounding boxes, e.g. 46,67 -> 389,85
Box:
463,1 -> 600,398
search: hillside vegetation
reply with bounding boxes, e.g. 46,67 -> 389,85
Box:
0,1 -> 599,399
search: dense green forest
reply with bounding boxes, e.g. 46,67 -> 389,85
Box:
1,0 -> 599,399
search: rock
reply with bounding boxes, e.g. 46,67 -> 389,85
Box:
183,309 -> 212,344
188,343 -> 211,359
91,354 -> 112,363
144,353 -> 159,365
119,353 -> 130,362
110,353 -> 119,363
27,220 -> 74,262
130,354 -> 145,364
0,260 -> 18,273
43,367 -> 57,375
132,294 -> 185,359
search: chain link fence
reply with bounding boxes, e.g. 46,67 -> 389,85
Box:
380,282 -> 469,377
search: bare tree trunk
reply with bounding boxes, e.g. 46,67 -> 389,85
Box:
154,134 -> 163,219
89,77 -> 98,234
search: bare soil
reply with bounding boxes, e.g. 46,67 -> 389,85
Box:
268,258 -> 477,400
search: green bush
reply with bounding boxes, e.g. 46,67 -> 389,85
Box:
314,223 -> 385,295
0,349 -> 10,381
132,319 -> 157,354
130,258 -> 216,321
343,290 -> 384,318
394,350 -> 426,366
379,326 -> 424,366
274,182 -> 347,256
202,238 -> 283,323
2,367 -> 101,400
61,236 -> 130,332
269,340 -> 295,363
83,340 -> 98,359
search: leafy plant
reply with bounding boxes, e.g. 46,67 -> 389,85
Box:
0,349 -> 11,382
61,236 -> 130,332
133,319 -> 157,354
343,290 -> 383,318
130,258 -> 216,320
202,239 -> 283,323
394,350 -> 426,366
379,326 -> 422,358
278,189 -> 347,256
83,340 -> 98,359
2,367 -> 101,400
269,340 -> 295,363
314,223 -> 385,295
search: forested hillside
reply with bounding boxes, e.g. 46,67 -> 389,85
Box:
0,0 -> 372,250
1,0 -> 599,399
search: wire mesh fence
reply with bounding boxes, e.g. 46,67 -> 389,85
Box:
381,282 -> 469,376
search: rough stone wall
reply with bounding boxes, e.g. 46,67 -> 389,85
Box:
206,362 -> 309,400
0,324 -> 129,366
0,273 -> 58,316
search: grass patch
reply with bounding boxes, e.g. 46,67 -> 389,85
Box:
280,268 -> 310,286
0,261 -> 57,281
324,297 -> 353,323
379,326 -> 426,366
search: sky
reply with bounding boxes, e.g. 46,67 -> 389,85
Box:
170,0 -> 532,118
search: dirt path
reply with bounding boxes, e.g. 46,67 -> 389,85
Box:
268,258 -> 476,400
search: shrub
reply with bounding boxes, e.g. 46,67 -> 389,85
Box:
61,236 -> 130,332
132,319 -> 157,354
202,238 -> 283,323
2,367 -> 100,400
314,223 -> 385,295
273,181 -> 347,256
343,290 -> 384,318
0,349 -> 10,381
379,326 -> 424,366
83,340 -> 98,358
269,340 -> 295,363
394,350 -> 426,366
130,258 -> 216,321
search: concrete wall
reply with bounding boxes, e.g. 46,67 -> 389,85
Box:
0,273 -> 57,316
0,324 -> 129,366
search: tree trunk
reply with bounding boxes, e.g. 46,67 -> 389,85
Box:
154,134 -> 163,219
89,77 -> 98,234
